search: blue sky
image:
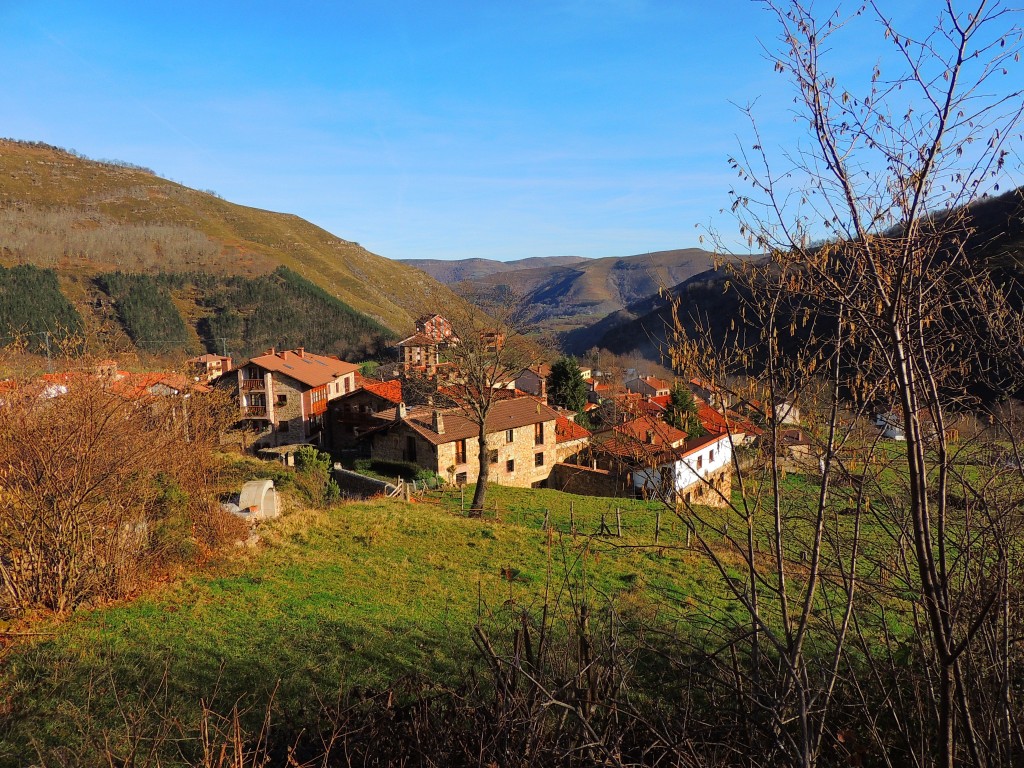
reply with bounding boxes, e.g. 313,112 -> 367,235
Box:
1,1 -> 1019,261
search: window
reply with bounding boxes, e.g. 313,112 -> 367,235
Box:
455,439 -> 467,464
278,419 -> 290,433
534,452 -> 544,467
455,472 -> 467,485
277,394 -> 288,406
343,376 -> 351,394
697,454 -> 703,469
488,449 -> 498,464
534,422 -> 544,445
506,458 -> 515,473
709,449 -> 715,462
506,429 -> 514,443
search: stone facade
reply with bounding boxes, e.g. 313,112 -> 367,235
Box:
367,400 -> 562,488
236,348 -> 359,448
548,462 -> 628,497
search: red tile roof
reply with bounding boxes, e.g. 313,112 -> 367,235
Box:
555,415 -> 591,443
613,414 -> 689,448
361,378 -> 403,404
247,348 -> 359,388
696,398 -> 762,437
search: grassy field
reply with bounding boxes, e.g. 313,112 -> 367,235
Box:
0,483 -> 734,763
5,448 -> 996,764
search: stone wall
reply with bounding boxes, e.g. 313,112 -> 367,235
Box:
678,466 -> 731,508
268,375 -> 306,445
332,466 -> 397,498
548,462 -> 629,497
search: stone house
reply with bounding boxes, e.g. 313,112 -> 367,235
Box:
236,347 -> 359,447
365,397 -> 563,488
587,414 -> 732,506
398,314 -> 456,374
513,364 -> 551,400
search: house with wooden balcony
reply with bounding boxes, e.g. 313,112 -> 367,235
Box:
236,347 -> 359,447
398,314 -> 457,375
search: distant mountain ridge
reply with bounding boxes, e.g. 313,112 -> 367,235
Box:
403,248 -> 745,337
566,186 -> 1024,366
401,255 -> 589,283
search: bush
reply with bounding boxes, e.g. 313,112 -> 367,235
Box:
295,446 -> 340,508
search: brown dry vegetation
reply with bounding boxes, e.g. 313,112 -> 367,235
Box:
0,371 -> 242,617
0,139 -> 471,334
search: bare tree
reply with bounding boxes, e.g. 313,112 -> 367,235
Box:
430,298 -> 539,514
669,2 -> 1024,766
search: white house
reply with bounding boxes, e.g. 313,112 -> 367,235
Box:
633,431 -> 733,507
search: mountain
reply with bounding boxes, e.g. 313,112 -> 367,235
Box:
403,248 -> 735,337
0,139 -> 466,341
401,255 -> 589,283
560,264 -> 743,359
568,187 -> 1024,367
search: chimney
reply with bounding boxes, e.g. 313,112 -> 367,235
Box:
395,402 -> 408,421
296,347 -> 304,358
432,410 -> 445,435
266,347 -> 275,356
646,429 -> 655,445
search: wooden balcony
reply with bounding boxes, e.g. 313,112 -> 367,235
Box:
241,379 -> 265,391
242,405 -> 267,418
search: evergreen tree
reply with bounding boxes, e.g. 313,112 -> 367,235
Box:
547,356 -> 588,413
665,382 -> 705,438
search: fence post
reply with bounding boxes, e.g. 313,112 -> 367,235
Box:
461,486 -> 465,513
655,509 -> 661,544
616,506 -> 622,537
570,502 -> 576,536
543,508 -> 550,531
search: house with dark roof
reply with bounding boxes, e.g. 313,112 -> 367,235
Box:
327,376 -> 403,452
365,397 -> 563,487
236,347 -> 359,447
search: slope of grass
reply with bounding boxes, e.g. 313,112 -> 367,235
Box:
1,487 -> 730,763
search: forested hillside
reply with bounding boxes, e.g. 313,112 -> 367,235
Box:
0,264 -> 84,352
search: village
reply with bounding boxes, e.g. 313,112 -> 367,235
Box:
2,311 -> 838,516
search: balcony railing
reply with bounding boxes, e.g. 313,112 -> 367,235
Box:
241,379 -> 265,390
242,406 -> 267,417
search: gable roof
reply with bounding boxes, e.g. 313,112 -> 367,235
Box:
376,397 -> 562,446
247,348 -> 359,388
696,398 -> 763,437
361,378 -> 403,404
398,332 -> 441,347
613,414 -> 688,448
555,415 -> 591,443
